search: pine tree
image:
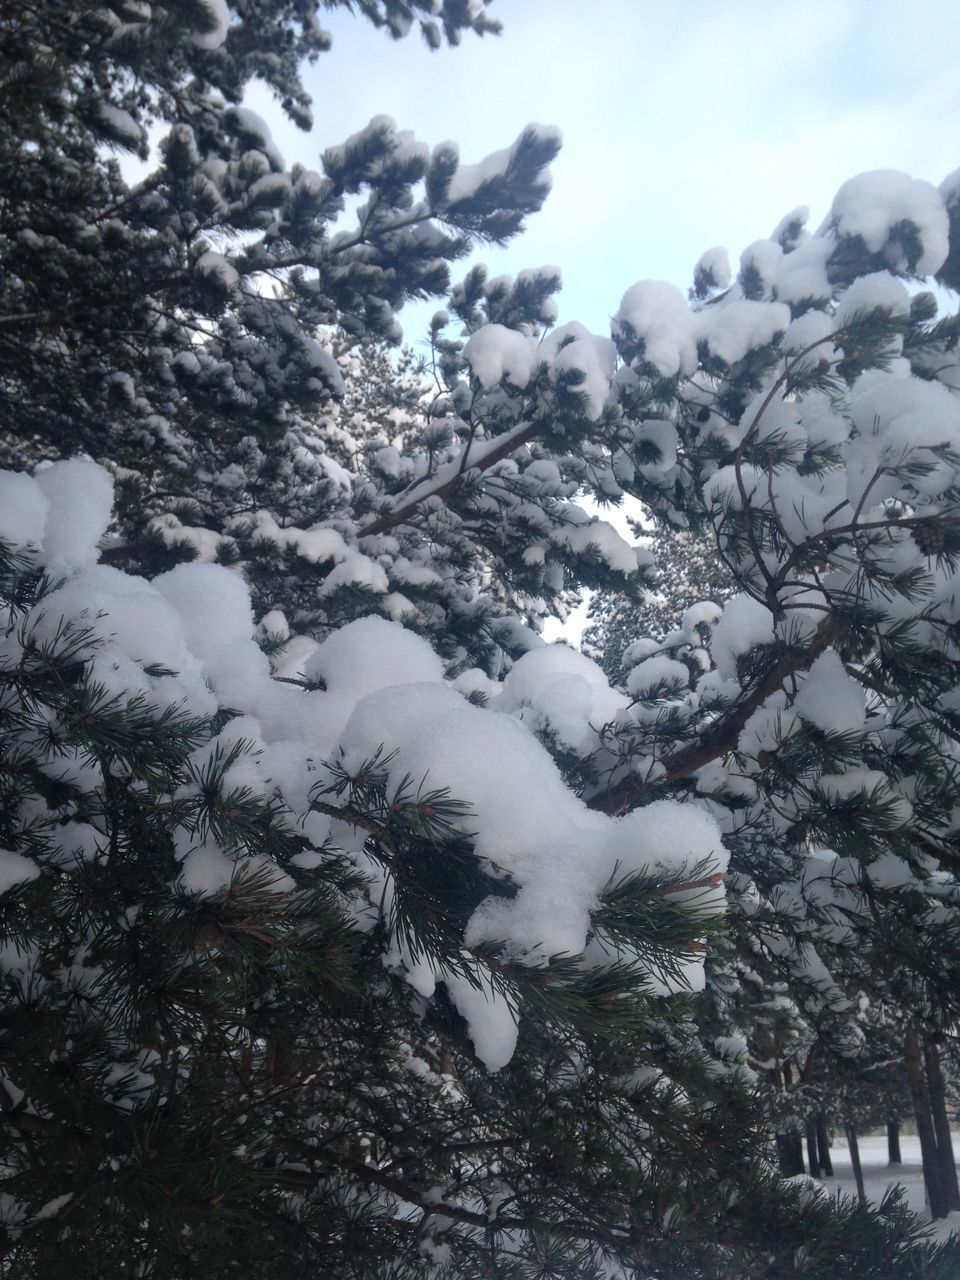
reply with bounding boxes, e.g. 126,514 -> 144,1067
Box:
4,3 -> 960,1276
584,520 -> 737,680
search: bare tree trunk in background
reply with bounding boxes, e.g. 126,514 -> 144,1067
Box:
806,1117 -> 820,1178
906,1022 -> 948,1219
886,1120 -> 901,1166
924,1035 -> 960,1213
817,1113 -> 833,1176
844,1122 -> 866,1206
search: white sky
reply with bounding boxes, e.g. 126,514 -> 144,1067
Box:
243,0 -> 959,644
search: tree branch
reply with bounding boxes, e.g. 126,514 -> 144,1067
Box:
355,420 -> 543,538
590,616 -> 836,814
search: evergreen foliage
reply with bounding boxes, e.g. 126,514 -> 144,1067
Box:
3,3 -> 960,1276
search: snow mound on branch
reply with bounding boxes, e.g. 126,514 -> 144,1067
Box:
35,460 -> 114,570
304,615 -> 444,698
0,471 -> 48,549
494,643 -> 627,754
835,271 -> 910,326
710,595 -> 775,679
192,0 -> 230,49
626,655 -> 689,699
793,650 -> 866,734
155,563 -> 254,661
0,849 -> 41,895
0,459 -> 113,570
826,170 -> 949,276
3,465 -> 729,1072
463,324 -> 536,390
614,281 -> 699,378
614,282 -> 789,378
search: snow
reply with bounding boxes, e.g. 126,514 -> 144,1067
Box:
0,849 -> 40,895
626,655 -> 689,699
445,124 -> 561,205
154,563 -> 254,661
835,270 -> 910,326
463,324 -> 536,391
614,281 -> 699,378
829,1133 -> 960,1244
96,103 -> 144,149
540,322 -> 616,420
827,170 -> 949,276
739,238 -> 783,296
34,459 -> 114,570
793,649 -> 866,734
442,971 -> 518,1072
195,250 -> 239,291
227,107 -> 283,168
551,515 -> 639,574
304,616 -> 444,699
0,470 -> 48,549
774,236 -> 833,305
700,298 -> 790,366
192,0 -> 230,49
496,643 -> 627,754
615,283 -> 789,375
710,594 -> 775,679
693,245 -> 731,292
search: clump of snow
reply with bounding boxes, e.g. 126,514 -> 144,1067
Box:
195,250 -> 239,291
540,322 -> 616,420
34,459 -> 114,570
827,170 -> 949,276
445,124 -> 561,205
96,103 -> 144,149
739,239 -> 783,297
551,515 -> 639,575
614,281 -> 699,378
463,325 -> 536,391
681,601 -> 722,639
621,637 -> 662,669
192,0 -> 230,48
0,849 -> 41,895
0,471 -> 48,549
693,246 -> 731,293
835,271 -> 910,327
154,563 -> 254,661
443,971 -> 518,1072
710,595 -> 775,679
305,616 -> 444,700
626,655 -> 689,699
700,299 -> 791,367
496,643 -> 627,754
793,649 -> 865,734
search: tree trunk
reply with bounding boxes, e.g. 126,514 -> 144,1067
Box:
886,1120 -> 901,1165
906,1022 -> 948,1218
805,1117 -> 820,1178
924,1036 -> 960,1212
776,1132 -> 805,1177
817,1113 -> 833,1176
844,1122 -> 866,1205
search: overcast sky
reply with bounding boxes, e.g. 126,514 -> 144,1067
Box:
249,0 -> 960,344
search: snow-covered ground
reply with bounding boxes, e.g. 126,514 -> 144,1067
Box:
828,1133 -> 960,1244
